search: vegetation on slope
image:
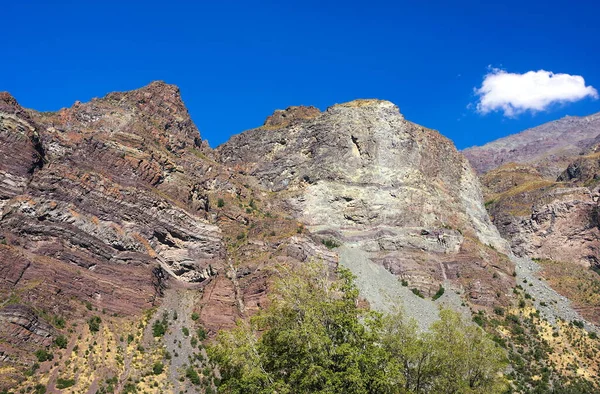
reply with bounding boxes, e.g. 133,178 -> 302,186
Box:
208,261 -> 508,393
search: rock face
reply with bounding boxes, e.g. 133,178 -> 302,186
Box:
467,115 -> 600,327
463,112 -> 600,177
0,83 -> 229,367
469,114 -> 600,269
220,99 -> 514,308
484,166 -> 600,267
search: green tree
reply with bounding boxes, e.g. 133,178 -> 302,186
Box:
209,261 -> 508,394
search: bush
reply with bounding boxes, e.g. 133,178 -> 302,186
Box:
572,320 -> 584,329
401,279 -> 409,287
56,378 -> 75,389
85,301 -> 93,310
217,198 -> 225,208
493,307 -> 505,316
33,384 -> 46,394
54,316 -> 66,329
197,327 -> 207,341
321,239 -> 340,249
191,312 -> 199,321
34,348 -> 53,362
182,327 -> 190,336
88,316 -> 102,332
152,362 -> 164,375
411,288 -> 424,298
432,285 -> 445,301
185,367 -> 201,385
152,319 -> 167,337
54,335 -> 68,349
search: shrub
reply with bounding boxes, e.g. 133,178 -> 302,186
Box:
152,362 -> 164,375
54,316 -> 66,329
432,285 -> 445,301
217,198 -> 225,208
54,335 -> 68,349
572,320 -> 584,329
191,312 -> 199,321
472,315 -> 485,327
197,327 -> 207,341
182,327 -> 190,336
88,316 -> 102,332
85,301 -> 93,310
34,349 -> 53,362
185,367 -> 201,385
56,378 -> 75,389
321,239 -> 340,249
493,307 -> 505,316
152,319 -> 167,337
411,288 -> 424,298
33,384 -> 46,394
401,279 -> 408,287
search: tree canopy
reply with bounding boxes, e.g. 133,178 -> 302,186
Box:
208,262 -> 508,393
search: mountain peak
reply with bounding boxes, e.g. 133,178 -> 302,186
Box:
0,92 -> 22,112
329,99 -> 403,117
263,105 -> 321,128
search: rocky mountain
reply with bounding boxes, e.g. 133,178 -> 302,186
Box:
464,112 -> 600,327
1,84 -> 599,392
219,99 -> 514,314
463,112 -> 600,178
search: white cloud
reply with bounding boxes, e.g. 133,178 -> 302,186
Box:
474,68 -> 598,117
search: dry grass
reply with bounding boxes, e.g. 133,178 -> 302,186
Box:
537,259 -> 600,324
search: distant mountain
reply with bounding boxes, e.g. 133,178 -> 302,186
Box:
463,112 -> 600,177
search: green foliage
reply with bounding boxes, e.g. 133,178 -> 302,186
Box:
185,367 -> 201,385
54,335 -> 68,349
56,378 -> 75,389
152,361 -> 164,375
182,327 -> 190,336
85,301 -> 93,310
34,348 -> 53,362
88,316 -> 102,332
401,279 -> 409,287
54,316 -> 66,329
122,382 -> 137,393
411,288 -> 424,298
572,320 -> 584,329
152,315 -> 168,337
33,384 -> 46,394
197,327 -> 207,340
432,285 -> 445,301
321,238 -> 340,249
209,261 -> 508,394
217,198 -> 225,208
191,312 -> 199,321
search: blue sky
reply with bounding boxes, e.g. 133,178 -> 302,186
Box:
2,0 -> 599,149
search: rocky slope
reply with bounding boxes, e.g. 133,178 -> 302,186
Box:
219,99 -> 515,312
465,113 -> 600,327
463,112 -> 600,177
